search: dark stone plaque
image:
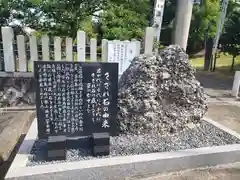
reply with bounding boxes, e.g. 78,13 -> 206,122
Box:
34,61 -> 118,139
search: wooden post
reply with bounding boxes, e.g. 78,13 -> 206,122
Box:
90,38 -> 97,61
144,27 -> 154,55
65,37 -> 73,61
1,27 -> 15,72
54,36 -> 62,61
101,39 -> 108,62
136,41 -> 141,56
232,71 -> 240,97
77,31 -> 86,61
41,35 -> 50,61
16,35 -> 27,72
29,35 -> 38,72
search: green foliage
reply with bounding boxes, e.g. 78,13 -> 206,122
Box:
13,0 -> 107,38
98,0 -> 150,40
79,16 -> 97,39
162,0 -> 176,27
109,0 -> 151,19
0,0 -> 13,26
159,0 -> 221,54
187,0 -> 220,54
159,0 -> 176,44
1,0 -> 239,58
220,6 -> 240,58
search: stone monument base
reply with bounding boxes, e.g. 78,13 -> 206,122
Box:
5,117 -> 240,180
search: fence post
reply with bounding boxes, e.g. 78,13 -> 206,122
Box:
54,36 -> 61,61
16,35 -> 27,72
144,27 -> 154,55
41,35 -> 50,61
136,41 -> 141,56
1,27 -> 15,72
101,39 -> 108,62
90,38 -> 97,61
77,31 -> 86,61
131,39 -> 141,56
29,35 -> 38,72
65,37 -> 73,61
232,71 -> 240,97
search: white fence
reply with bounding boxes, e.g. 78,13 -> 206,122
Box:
0,26 -> 155,77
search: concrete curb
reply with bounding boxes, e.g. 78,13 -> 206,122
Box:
7,119 -> 37,170
5,118 -> 240,180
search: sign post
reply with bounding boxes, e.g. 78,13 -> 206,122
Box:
152,0 -> 166,45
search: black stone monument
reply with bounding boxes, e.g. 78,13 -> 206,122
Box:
34,61 -> 118,160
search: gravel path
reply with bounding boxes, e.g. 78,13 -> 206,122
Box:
27,121 -> 240,166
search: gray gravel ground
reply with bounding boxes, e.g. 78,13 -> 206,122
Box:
27,121 -> 240,166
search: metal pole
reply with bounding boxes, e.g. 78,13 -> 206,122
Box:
173,0 -> 193,51
211,0 -> 229,70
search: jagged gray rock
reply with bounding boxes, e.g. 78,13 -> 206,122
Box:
117,45 -> 208,135
0,77 -> 35,107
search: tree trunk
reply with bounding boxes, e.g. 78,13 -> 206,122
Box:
212,53 -> 217,72
231,55 -> 236,72
210,53 -> 217,72
204,38 -> 213,71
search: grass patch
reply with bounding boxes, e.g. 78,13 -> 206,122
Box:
190,54 -> 240,80
189,54 -> 240,79
190,54 -> 240,70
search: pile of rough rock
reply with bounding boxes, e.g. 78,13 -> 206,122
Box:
117,45 -> 208,135
0,78 -> 35,107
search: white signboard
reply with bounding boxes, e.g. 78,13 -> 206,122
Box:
107,41 -> 139,76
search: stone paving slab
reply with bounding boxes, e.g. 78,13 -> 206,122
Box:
0,111 -> 35,179
0,113 -> 17,135
135,162 -> 240,180
0,111 -> 35,161
206,103 -> 240,133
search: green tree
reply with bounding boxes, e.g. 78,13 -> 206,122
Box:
0,0 -> 28,37
109,0 -> 152,23
159,0 -> 220,52
98,0 -> 151,40
162,0 -> 177,27
220,5 -> 240,71
160,0 -> 177,45
13,0 -> 107,38
79,16 -> 97,39
0,0 -> 10,26
187,0 -> 220,54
